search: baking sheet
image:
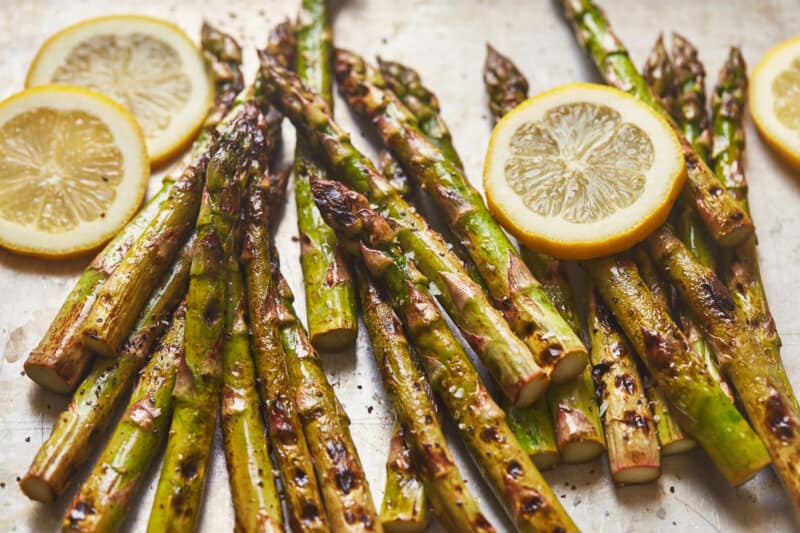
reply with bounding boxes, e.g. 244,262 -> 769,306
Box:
1,0 -> 799,531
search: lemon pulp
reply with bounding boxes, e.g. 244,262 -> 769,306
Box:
772,57 -> 800,132
0,107 -> 125,232
51,34 -> 192,145
504,102 -> 654,224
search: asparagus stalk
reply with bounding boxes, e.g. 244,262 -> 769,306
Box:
641,34 -> 675,115
333,49 -> 587,384
358,267 -> 494,532
642,35 -> 730,402
201,22 -> 246,131
80,31 -> 248,359
377,59 -> 463,168
585,253 -> 770,485
63,301 -> 187,533
23,24 -> 242,390
19,236 -> 193,503
482,45 -> 604,463
270,248 -> 380,532
483,44 -> 529,121
586,287 -> 661,484
82,155 -> 204,358
380,423 -> 429,533
559,0 -> 753,247
648,226 -> 800,509
294,0 -> 358,351
148,105 -> 266,532
712,48 -> 795,407
379,150 -> 410,197
671,33 -> 713,161
313,178 -> 576,533
522,249 -> 605,464
711,48 -> 750,209
221,264 -> 284,532
241,175 -> 328,532
261,20 -> 296,159
655,33 -> 718,272
631,246 -> 697,454
505,400 -> 560,471
258,54 -> 546,407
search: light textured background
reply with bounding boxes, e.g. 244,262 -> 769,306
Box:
1,0 -> 799,531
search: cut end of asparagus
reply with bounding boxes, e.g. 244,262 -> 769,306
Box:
309,325 -> 358,353
19,474 -> 55,504
549,350 -> 588,384
23,361 -> 76,395
515,373 -> 549,407
612,465 -> 662,485
560,441 -> 606,465
532,451 -> 561,471
660,437 -> 697,456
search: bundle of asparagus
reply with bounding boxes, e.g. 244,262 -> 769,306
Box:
559,0 -> 800,506
17,0 -> 800,530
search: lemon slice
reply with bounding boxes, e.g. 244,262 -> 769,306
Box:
750,36 -> 800,167
484,82 -> 685,259
26,15 -> 212,166
0,86 -> 149,258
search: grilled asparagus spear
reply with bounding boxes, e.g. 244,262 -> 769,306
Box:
711,48 -> 795,407
221,263 -> 284,532
358,267 -> 493,532
241,175 -> 328,532
63,301 -> 187,533
294,0 -> 358,351
587,287 -> 660,484
147,104 -> 267,533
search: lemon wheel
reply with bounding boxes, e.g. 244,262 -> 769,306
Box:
750,36 -> 800,168
26,15 -> 212,166
0,86 -> 149,258
484,82 -> 685,259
